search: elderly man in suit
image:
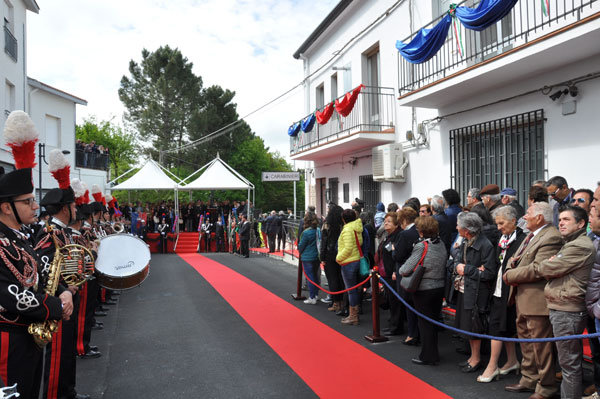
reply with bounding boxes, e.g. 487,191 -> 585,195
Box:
503,201 -> 563,399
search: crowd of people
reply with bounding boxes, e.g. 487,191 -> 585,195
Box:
75,139 -> 110,170
294,177 -> 600,399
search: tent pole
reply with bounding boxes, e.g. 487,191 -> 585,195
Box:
293,180 -> 296,220
247,187 -> 251,222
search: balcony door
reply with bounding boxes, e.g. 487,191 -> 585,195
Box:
362,46 -> 380,130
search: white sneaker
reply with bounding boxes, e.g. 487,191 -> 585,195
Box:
584,393 -> 600,399
303,297 -> 317,305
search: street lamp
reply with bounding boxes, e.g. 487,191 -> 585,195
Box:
38,143 -> 70,205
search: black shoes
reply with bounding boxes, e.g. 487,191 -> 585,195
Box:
94,310 -> 107,317
89,345 -> 98,351
73,393 -> 91,399
412,358 -> 438,366
461,362 -> 482,373
402,337 -> 420,346
79,349 -> 101,359
383,329 -> 403,336
103,299 -> 118,305
92,322 -> 103,330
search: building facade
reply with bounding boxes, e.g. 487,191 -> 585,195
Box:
291,0 -> 600,216
2,0 -> 107,198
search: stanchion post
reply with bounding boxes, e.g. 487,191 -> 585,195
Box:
365,269 -> 388,343
291,255 -> 306,300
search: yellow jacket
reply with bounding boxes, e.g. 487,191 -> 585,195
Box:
336,218 -> 363,266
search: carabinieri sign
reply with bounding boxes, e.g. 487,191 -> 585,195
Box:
261,172 -> 300,182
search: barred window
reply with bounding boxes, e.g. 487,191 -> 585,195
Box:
450,109 -> 545,206
359,174 -> 381,213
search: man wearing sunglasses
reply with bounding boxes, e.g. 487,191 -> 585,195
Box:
545,176 -> 575,227
0,167 -> 71,399
571,189 -> 594,216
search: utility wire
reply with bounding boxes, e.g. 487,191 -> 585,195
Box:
163,0 -> 407,154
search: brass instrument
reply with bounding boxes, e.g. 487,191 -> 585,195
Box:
28,225 -> 95,347
113,222 -> 124,234
28,225 -> 62,347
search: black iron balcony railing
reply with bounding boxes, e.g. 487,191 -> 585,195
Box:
4,25 -> 17,62
398,0 -> 599,95
75,149 -> 110,171
290,86 -> 395,156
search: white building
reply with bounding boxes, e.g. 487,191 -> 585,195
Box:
291,0 -> 600,217
1,0 -> 107,199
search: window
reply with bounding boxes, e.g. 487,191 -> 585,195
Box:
362,45 -> 380,126
359,175 -> 381,213
329,178 -> 339,205
4,79 -> 14,117
316,84 -> 325,109
45,115 -> 61,147
330,73 -> 338,102
343,63 -> 352,93
450,109 -> 544,206
343,183 -> 349,203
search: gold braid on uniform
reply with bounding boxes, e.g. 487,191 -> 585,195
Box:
0,242 -> 38,289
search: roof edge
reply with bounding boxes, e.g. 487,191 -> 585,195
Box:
293,0 -> 354,59
28,77 -> 88,106
23,0 -> 40,14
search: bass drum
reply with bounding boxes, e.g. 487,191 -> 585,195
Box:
95,234 -> 151,290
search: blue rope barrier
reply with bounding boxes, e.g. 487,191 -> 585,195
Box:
379,276 -> 600,343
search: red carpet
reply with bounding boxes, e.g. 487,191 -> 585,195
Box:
179,253 -> 449,399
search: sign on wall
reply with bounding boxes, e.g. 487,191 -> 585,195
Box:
261,172 -> 300,182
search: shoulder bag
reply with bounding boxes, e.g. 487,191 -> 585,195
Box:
354,231 -> 370,279
400,241 -> 429,293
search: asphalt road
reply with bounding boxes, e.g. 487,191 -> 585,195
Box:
76,252 -> 592,398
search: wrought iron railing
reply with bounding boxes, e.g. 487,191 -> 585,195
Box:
4,25 -> 17,61
290,86 -> 396,156
75,149 -> 110,171
398,0 -> 599,95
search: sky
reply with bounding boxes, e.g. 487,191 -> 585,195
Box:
27,0 -> 339,162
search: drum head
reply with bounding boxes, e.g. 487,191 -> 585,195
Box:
96,235 -> 151,290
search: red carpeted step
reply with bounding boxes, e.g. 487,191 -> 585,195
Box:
179,253 -> 448,398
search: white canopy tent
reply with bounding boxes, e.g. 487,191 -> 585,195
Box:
110,159 -> 181,190
108,159 -> 183,233
180,154 -> 255,220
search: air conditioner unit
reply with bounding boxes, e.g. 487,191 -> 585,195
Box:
372,143 -> 408,182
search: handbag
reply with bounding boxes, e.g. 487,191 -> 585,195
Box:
400,241 -> 429,293
354,231 -> 370,279
470,271 -> 489,334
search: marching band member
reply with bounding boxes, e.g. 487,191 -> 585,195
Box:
70,180 -> 101,360
34,150 -> 90,399
0,111 -> 69,399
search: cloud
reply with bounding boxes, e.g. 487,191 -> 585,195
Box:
27,0 -> 338,162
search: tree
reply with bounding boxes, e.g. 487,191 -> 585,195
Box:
76,117 -> 137,178
228,137 -> 304,212
185,85 -> 254,168
118,46 -> 204,162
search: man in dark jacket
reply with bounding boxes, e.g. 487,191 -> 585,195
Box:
276,210 -> 287,252
239,214 -> 251,258
431,195 -> 451,252
390,207 -> 420,341
501,187 -> 525,220
265,211 -> 278,253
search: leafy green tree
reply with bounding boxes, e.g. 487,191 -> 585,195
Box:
118,46 -> 204,162
76,116 -> 137,178
228,137 -> 304,212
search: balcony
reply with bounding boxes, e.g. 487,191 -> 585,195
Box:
4,25 -> 17,62
397,0 -> 600,108
75,149 -> 110,171
290,86 -> 396,161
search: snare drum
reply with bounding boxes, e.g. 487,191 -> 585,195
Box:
95,234 -> 151,290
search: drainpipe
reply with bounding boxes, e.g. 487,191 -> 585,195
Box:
298,53 -> 311,213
